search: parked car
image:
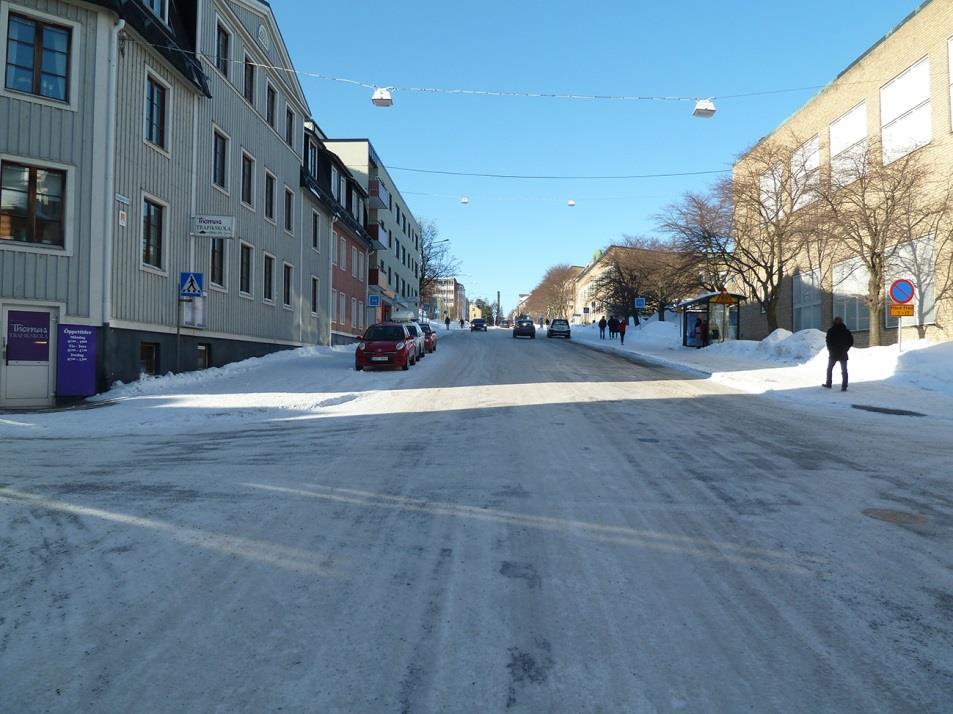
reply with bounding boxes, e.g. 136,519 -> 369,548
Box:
500,319 -> 512,328
470,318 -> 488,332
513,318 -> 536,339
547,318 -> 571,338
355,323 -> 414,371
405,322 -> 427,359
419,322 -> 437,353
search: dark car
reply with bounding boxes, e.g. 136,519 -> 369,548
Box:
355,323 -> 414,371
419,322 -> 437,353
547,318 -> 571,339
513,318 -> 536,339
500,319 -> 512,328
470,318 -> 488,332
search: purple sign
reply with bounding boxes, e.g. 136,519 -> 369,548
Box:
56,324 -> 98,396
6,310 -> 50,361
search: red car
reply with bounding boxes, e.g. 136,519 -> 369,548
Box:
419,323 -> 437,353
355,323 -> 415,371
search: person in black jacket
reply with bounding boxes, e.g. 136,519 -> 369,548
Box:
598,316 -> 607,340
823,317 -> 854,391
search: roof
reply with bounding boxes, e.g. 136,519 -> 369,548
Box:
676,292 -> 747,308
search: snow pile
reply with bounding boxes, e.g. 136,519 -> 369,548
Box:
889,340 -> 953,393
92,345 -> 345,401
755,328 -> 826,364
634,320 -> 680,346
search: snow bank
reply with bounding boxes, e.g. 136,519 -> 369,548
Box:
755,328 -> 826,364
890,340 -> 953,394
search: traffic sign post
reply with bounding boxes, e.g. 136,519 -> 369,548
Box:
634,297 -> 646,310
888,278 -> 916,353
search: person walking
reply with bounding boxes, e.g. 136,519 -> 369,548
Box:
608,316 -> 619,340
445,316 -> 451,331
823,316 -> 854,391
598,316 -> 607,339
618,317 -> 627,345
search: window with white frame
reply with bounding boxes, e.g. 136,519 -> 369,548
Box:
792,268 -> 822,331
145,74 -> 168,149
885,235 -> 936,328
5,13 -> 72,102
830,101 -> 867,186
833,257 -> 870,332
215,23 -> 230,78
758,162 -> 784,222
282,263 -> 293,306
266,83 -> 276,128
243,54 -> 255,104
212,128 -> 228,190
311,276 -> 320,314
263,253 -> 274,302
240,151 -> 254,207
338,291 -> 346,324
792,135 -> 820,210
264,172 -> 275,221
311,211 -> 321,251
284,188 -> 293,233
307,140 -> 317,177
142,196 -> 164,269
210,238 -> 225,287
144,0 -> 167,22
351,297 -> 357,327
351,246 -> 358,277
358,301 -> 364,329
881,57 -> 931,164
239,241 -> 253,296
330,165 -> 339,201
331,289 -> 337,323
0,160 -> 66,247
339,236 -> 347,269
339,175 -> 346,204
284,106 -> 295,148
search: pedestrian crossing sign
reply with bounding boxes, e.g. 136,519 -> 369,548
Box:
179,272 -> 204,298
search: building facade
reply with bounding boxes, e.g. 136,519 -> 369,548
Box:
0,0 -> 332,407
733,0 -> 953,344
433,277 -> 466,321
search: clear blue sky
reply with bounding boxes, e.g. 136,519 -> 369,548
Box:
276,1 -> 923,311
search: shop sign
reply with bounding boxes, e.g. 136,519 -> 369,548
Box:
57,325 -> 97,396
7,311 -> 50,361
190,215 -> 234,238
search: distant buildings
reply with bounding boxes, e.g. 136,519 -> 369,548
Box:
433,278 -> 467,321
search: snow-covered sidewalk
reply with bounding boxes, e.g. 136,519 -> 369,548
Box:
570,319 -> 953,420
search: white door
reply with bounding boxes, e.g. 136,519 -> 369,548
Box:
1,307 -> 57,408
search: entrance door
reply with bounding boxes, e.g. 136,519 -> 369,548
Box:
1,307 -> 56,408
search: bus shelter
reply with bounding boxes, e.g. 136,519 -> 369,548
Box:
675,291 -> 746,347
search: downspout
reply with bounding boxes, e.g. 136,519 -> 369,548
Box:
102,17 -> 125,326
329,215 -> 338,346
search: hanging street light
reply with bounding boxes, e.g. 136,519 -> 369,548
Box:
692,98 -> 716,118
567,199 -> 576,207
371,87 -> 394,107
460,196 -> 470,205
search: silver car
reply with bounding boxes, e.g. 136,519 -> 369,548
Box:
404,322 -> 427,361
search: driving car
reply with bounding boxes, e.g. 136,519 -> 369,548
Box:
405,322 -> 427,359
470,318 -> 488,331
419,322 -> 437,353
354,323 -> 415,371
500,319 -> 512,328
513,318 -> 536,339
547,318 -> 571,338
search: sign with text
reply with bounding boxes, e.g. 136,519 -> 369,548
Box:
889,304 -> 915,318
56,325 -> 97,396
190,215 -> 234,238
6,310 -> 50,362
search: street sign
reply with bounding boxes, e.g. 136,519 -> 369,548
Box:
423,304 -> 430,312
583,307 -> 590,313
179,272 -> 204,298
190,215 -> 234,238
890,304 -> 915,317
889,278 -> 915,304
634,297 -> 646,309
367,294 -> 381,307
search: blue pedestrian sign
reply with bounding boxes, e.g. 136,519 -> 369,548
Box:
634,297 -> 647,309
179,272 -> 204,298
367,294 -> 381,307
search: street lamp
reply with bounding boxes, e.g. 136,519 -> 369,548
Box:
692,98 -> 716,118
371,87 -> 394,107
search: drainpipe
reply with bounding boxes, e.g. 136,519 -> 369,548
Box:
102,17 -> 125,327
329,215 -> 338,346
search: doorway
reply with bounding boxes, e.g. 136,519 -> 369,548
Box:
1,306 -> 57,408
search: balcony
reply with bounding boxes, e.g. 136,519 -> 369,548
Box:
369,178 -> 391,210
367,223 -> 389,252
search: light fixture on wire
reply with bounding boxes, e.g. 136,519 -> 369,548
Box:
371,87 -> 393,107
692,98 -> 716,118
567,199 -> 576,207
460,196 -> 470,205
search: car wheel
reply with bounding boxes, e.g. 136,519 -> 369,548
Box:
531,334 -> 535,339
401,360 -> 409,371
355,365 -> 363,371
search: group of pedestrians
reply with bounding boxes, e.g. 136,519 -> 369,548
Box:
597,316 -> 628,344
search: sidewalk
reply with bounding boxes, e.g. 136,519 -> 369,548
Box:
569,320 -> 953,420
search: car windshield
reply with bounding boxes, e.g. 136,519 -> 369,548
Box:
363,325 -> 404,341
552,320 -> 568,326
406,325 -> 419,336
420,324 -> 432,333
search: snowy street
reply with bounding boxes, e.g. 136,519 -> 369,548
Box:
2,327 -> 952,712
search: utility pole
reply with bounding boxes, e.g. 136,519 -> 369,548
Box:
496,290 -> 501,326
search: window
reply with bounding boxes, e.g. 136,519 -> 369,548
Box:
0,161 -> 66,247
144,0 -> 166,21
331,166 -> 340,201
215,24 -> 230,77
142,197 -> 163,268
792,269 -> 821,331
145,75 -> 167,148
792,135 -> 819,210
339,236 -> 347,269
5,14 -> 71,102
358,252 -> 365,283
264,172 -> 276,220
284,188 -> 294,232
351,297 -> 357,327
282,263 -> 293,306
239,242 -> 252,295
351,246 -> 358,278
339,175 -> 346,204
240,152 -> 254,207
331,290 -> 337,322
311,276 -> 319,314
139,342 -> 159,375
338,291 -> 346,324
330,230 -> 337,264
243,54 -> 255,103
210,238 -> 225,286
196,343 -> 210,369
266,84 -> 276,128
833,257 -> 870,332
307,140 -> 317,177
312,211 -> 321,250
358,301 -> 364,329
830,102 -> 867,186
285,107 -> 295,147
263,254 -> 274,302
213,130 -> 228,189
885,235 -> 937,328
881,57 -> 931,164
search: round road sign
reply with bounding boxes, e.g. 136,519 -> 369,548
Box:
889,278 -> 915,304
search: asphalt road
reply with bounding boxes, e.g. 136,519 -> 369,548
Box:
2,329 -> 952,712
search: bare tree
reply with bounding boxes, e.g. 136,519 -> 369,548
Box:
418,219 -> 461,303
817,139 -> 953,344
656,189 -> 732,292
524,265 -> 579,320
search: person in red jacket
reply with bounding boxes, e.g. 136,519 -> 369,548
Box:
618,317 -> 627,345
